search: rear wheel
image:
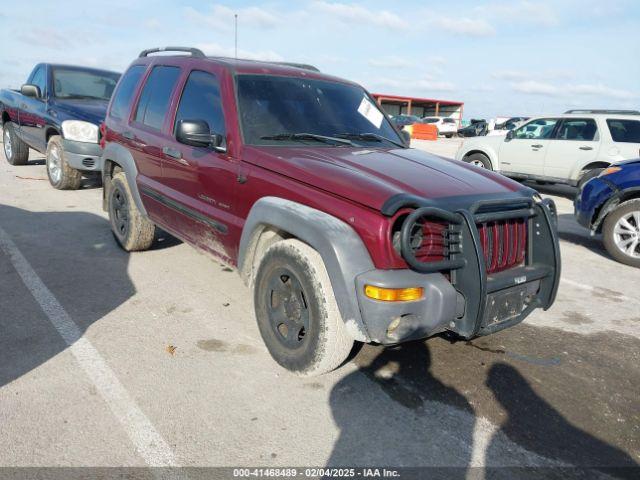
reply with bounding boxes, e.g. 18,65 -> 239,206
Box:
46,135 -> 82,190
2,122 -> 29,165
577,168 -> 604,189
602,199 -> 640,268
108,171 -> 155,251
464,152 -> 492,170
253,239 -> 354,376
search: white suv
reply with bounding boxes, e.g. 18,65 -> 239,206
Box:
455,110 -> 640,187
422,116 -> 458,138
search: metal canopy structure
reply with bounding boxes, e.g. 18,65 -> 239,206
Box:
372,93 -> 464,126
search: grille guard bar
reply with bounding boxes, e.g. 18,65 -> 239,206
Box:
396,196 -> 561,339
400,207 -> 467,273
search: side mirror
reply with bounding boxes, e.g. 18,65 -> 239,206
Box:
505,130 -> 514,141
176,119 -> 224,151
21,84 -> 41,99
400,129 -> 411,145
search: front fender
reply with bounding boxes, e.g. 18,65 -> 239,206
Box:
238,197 -> 375,342
456,141 -> 499,170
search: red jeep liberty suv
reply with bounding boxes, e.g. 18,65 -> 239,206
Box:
101,47 -> 560,375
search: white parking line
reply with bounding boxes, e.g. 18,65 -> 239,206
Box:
560,277 -> 640,306
0,225 -> 179,467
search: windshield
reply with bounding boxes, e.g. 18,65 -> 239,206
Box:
236,74 -> 404,147
52,68 -> 120,100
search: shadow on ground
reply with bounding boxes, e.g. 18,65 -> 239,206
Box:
327,325 -> 639,478
0,204 -> 134,388
556,213 -> 611,260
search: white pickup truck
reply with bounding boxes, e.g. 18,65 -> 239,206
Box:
456,110 -> 640,187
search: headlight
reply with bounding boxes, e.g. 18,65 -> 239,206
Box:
61,120 -> 99,143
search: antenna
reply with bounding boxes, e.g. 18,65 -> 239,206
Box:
234,14 -> 238,59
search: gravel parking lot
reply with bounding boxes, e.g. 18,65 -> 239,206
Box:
0,138 -> 638,477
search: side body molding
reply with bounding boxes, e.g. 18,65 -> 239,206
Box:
101,142 -> 147,215
238,197 -> 374,342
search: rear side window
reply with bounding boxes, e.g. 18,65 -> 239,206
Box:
174,70 -> 226,136
556,118 -> 598,141
607,119 -> 640,143
110,65 -> 145,119
134,66 -> 181,130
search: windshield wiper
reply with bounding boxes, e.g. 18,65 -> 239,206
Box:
260,133 -> 354,146
335,132 -> 405,148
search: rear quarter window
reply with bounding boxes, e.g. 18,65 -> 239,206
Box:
607,119 -> 640,143
110,65 -> 146,120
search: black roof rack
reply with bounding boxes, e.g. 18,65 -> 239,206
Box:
139,47 -> 205,58
564,109 -> 640,115
208,56 -> 320,72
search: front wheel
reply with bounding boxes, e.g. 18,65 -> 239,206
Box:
253,239 -> 354,376
602,199 -> 640,268
46,136 -> 82,190
577,168 -> 604,190
108,170 -> 156,251
464,152 -> 492,170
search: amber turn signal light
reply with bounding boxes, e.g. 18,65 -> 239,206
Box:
364,285 -> 424,302
599,166 -> 622,177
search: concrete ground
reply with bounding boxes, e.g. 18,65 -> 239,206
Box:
0,138 -> 638,478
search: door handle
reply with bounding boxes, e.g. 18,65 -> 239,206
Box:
531,144 -> 543,149
162,146 -> 188,165
20,103 -> 28,109
122,131 -> 134,140
579,146 -> 593,151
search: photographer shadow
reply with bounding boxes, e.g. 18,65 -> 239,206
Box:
326,341 -> 474,478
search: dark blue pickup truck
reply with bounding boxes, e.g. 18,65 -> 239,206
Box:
0,64 -> 120,189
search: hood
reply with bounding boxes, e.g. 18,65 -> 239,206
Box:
617,157 -> 640,166
50,98 -> 109,125
243,146 -> 529,212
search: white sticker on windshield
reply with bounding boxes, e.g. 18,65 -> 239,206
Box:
357,96 -> 384,129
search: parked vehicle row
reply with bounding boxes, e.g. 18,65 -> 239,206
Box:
390,114 -> 459,137
2,46 -> 561,375
0,64 -> 120,189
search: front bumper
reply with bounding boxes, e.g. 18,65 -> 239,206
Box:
355,198 -> 561,345
62,139 -> 103,172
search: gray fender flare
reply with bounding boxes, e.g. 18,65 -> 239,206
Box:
101,142 -> 147,216
238,197 -> 374,342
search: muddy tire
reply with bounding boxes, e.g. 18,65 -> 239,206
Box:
253,239 -> 354,376
2,122 -> 29,165
108,171 -> 155,251
602,199 -> 640,268
46,135 -> 82,190
464,152 -> 492,170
